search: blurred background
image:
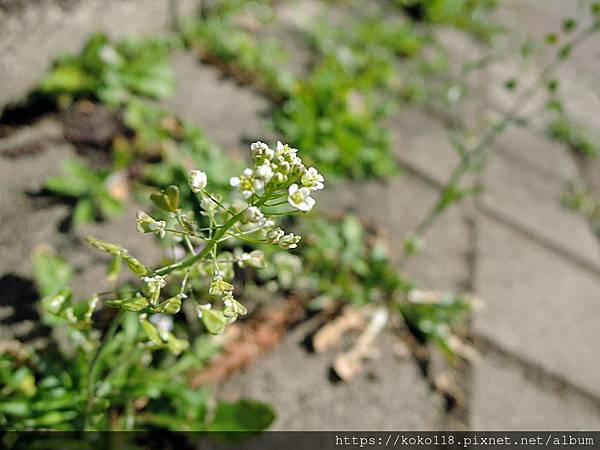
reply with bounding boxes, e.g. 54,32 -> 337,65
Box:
1,0 -> 600,432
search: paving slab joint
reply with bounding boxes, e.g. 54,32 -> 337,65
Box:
472,333 -> 600,414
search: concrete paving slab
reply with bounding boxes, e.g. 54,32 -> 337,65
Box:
221,325 -> 444,430
475,215 -> 600,399
471,352 -> 600,430
480,128 -> 600,269
0,0 -> 185,109
163,51 -> 273,157
388,108 -> 461,186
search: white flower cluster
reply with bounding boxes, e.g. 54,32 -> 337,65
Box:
230,141 -> 324,212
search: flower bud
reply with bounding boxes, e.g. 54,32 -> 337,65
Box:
142,275 -> 166,308
209,275 -> 234,297
136,210 -> 166,238
279,233 -> 301,249
189,170 -> 207,192
266,227 -> 285,243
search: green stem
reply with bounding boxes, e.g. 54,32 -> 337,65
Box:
176,212 -> 197,255
155,192 -> 272,276
410,23 -> 598,240
83,310 -> 123,430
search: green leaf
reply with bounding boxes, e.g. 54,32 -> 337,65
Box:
97,193 -> 124,217
166,335 -> 189,355
32,246 -> 74,297
0,400 -> 31,417
562,18 -> 577,33
209,399 -> 276,431
72,198 -> 95,225
503,78 -> 517,91
40,65 -> 97,96
44,171 -> 90,197
41,288 -> 72,315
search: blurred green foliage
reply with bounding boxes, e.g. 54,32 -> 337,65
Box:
278,215 -> 475,358
273,57 -> 396,179
396,0 -> 501,41
181,1 -> 294,101
563,179 -> 600,236
44,158 -> 125,226
0,249 -> 275,431
39,33 -> 176,106
546,114 -> 600,158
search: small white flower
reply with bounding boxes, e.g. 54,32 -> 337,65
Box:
271,172 -> 286,184
301,167 -> 325,191
279,233 -> 301,249
250,141 -> 275,160
276,141 -> 285,155
199,196 -> 218,216
260,217 -> 275,229
231,168 -> 256,199
245,206 -> 264,223
255,163 -> 273,182
277,160 -> 291,174
189,170 -> 207,192
253,178 -> 265,193
276,141 -> 297,157
288,183 -> 315,212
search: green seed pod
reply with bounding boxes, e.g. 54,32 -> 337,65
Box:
85,236 -> 123,255
160,295 -> 182,314
165,185 -> 180,211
